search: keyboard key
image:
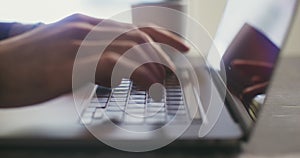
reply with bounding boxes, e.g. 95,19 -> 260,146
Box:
80,74 -> 191,126
167,92 -> 182,97
167,101 -> 184,105
110,94 -> 127,98
120,80 -> 131,84
128,100 -> 145,104
89,102 -> 106,108
166,97 -> 183,101
167,105 -> 185,110
166,85 -> 181,88
110,98 -> 127,102
112,90 -> 128,94
126,108 -> 145,115
167,109 -> 186,115
107,102 -> 126,107
106,106 -> 124,112
127,103 -> 145,109
129,95 -> 146,100
90,97 -> 109,103
131,90 -> 146,95
114,87 -> 130,91
148,102 -> 165,107
166,89 -> 182,92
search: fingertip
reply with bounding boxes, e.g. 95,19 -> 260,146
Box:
171,41 -> 189,53
130,67 -> 155,88
174,39 -> 190,52
140,26 -> 190,53
179,44 -> 190,53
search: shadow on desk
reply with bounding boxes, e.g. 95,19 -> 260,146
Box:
0,146 -> 241,158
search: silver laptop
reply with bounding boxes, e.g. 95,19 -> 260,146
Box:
0,0 -> 297,152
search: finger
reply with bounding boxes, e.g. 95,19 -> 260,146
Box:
75,26 -> 176,71
76,40 -> 166,79
128,31 -> 176,71
230,59 -> 273,78
150,41 -> 176,71
131,63 -> 164,90
108,42 -> 166,80
95,52 -> 164,90
241,81 -> 269,103
61,13 -> 189,55
139,25 -> 190,52
109,42 -> 167,80
117,30 -> 177,71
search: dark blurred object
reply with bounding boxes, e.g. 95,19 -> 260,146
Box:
221,23 -> 279,104
0,22 -> 15,40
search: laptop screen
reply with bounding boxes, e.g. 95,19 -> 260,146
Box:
208,0 -> 297,120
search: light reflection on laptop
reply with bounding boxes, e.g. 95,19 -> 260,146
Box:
208,0 -> 297,123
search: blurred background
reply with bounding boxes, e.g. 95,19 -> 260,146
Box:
0,0 -> 299,56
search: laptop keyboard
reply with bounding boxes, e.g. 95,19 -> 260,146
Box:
80,75 -> 189,125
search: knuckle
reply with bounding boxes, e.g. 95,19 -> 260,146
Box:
137,30 -> 151,42
69,13 -> 85,21
126,41 -> 139,48
102,53 -> 118,64
63,22 -> 81,31
129,30 -> 151,43
63,22 -> 91,39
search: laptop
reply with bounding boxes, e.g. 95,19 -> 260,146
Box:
0,0 -> 297,152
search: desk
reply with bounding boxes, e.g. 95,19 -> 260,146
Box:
243,56 -> 300,157
0,57 -> 300,158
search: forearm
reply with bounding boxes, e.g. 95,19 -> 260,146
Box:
0,22 -> 16,40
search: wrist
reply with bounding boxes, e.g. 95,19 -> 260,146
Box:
9,22 -> 44,38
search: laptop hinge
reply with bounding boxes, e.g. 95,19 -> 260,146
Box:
208,67 -> 253,139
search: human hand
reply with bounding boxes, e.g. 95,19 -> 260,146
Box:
221,23 -> 279,104
226,59 -> 273,103
8,23 -> 44,38
0,14 -> 189,107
